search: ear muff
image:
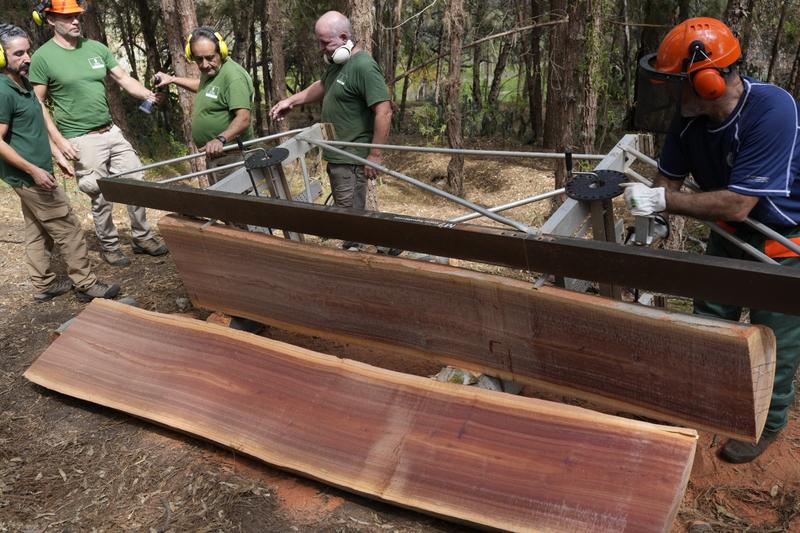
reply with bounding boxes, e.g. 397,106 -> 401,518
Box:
185,30 -> 229,62
0,44 -> 6,69
330,39 -> 354,65
214,32 -> 229,60
691,68 -> 726,100
32,1 -> 50,26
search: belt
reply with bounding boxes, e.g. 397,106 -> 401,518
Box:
86,123 -> 113,135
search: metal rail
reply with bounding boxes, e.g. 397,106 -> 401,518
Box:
303,135 -> 537,235
324,140 -> 605,161
623,146 -> 800,261
108,129 -> 304,179
449,188 -> 565,223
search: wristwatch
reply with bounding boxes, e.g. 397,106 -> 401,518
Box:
215,134 -> 227,144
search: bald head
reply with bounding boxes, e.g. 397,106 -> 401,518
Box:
315,11 -> 352,39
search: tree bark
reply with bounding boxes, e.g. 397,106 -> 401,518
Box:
543,0 -> 585,203
766,0 -> 788,83
231,0 -> 253,66
249,12 -> 263,135
399,14 -> 424,123
471,44 -> 481,111
159,0 -> 200,168
265,0 -> 287,133
581,0 -> 608,153
387,0 -> 404,95
135,0 -> 163,80
444,0 -> 466,196
349,0 -> 380,210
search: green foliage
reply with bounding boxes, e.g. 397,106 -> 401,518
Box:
411,102 -> 446,143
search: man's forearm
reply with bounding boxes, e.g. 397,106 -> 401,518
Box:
168,77 -> 200,93
218,110 -> 251,142
664,188 -> 759,222
368,101 -> 392,158
289,81 -> 325,106
0,141 -> 40,176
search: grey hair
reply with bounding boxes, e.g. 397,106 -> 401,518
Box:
0,24 -> 28,48
189,26 -> 222,53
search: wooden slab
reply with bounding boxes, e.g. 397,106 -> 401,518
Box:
97,177 -> 800,314
158,215 -> 776,441
25,300 -> 697,532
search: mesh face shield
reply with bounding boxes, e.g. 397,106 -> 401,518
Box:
634,53 -> 688,133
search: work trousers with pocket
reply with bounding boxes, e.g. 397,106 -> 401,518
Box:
70,125 -> 154,252
694,226 -> 800,435
14,184 -> 97,292
327,163 -> 368,210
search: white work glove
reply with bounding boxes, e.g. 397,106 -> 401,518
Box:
622,183 -> 666,216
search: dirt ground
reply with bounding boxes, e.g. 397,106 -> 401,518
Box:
1,144 -> 799,532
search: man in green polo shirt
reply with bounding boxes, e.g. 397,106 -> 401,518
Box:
28,0 -> 168,267
156,27 -> 254,184
0,24 -> 118,302
269,11 -> 392,216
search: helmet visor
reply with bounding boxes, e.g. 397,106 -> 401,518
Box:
634,53 -> 687,133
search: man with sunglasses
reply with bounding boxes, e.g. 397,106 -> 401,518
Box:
626,17 -> 800,463
28,0 -> 168,268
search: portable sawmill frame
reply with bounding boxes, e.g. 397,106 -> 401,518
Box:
103,123 -> 800,315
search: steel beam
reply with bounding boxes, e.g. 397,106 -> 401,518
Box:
97,177 -> 800,315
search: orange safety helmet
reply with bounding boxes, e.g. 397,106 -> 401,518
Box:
641,17 -> 741,100
32,0 -> 85,26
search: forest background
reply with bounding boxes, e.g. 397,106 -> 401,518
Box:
0,0 -> 792,194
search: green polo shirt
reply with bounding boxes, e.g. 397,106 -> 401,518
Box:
320,51 -> 389,164
0,74 -> 52,188
191,59 -> 254,147
29,38 -> 117,138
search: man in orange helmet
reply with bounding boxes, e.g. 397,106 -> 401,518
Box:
28,0 -> 168,268
627,17 -> 800,463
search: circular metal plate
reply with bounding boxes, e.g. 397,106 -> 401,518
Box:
564,169 -> 627,201
245,147 -> 290,170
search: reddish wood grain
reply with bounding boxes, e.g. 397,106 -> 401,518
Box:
158,215 -> 776,441
25,300 -> 697,532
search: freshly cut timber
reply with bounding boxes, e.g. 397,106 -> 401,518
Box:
158,215 -> 776,441
25,300 -> 697,532
97,177 -> 800,314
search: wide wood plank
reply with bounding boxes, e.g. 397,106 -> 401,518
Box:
158,215 -> 776,441
97,177 -> 800,314
25,300 -> 697,532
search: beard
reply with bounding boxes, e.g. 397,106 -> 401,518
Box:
6,63 -> 30,77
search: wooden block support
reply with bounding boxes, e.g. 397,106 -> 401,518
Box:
158,215 -> 776,442
25,300 -> 697,532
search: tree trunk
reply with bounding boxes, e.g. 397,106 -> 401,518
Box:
266,0 -> 287,133
434,18 -> 445,104
387,0 -> 404,96
82,1 -> 131,138
349,0 -> 380,210
231,0 -> 253,66
766,0 -> 788,83
543,0 -> 586,205
526,0 -> 544,144
115,2 -> 139,81
471,44 -> 481,111
581,0 -> 608,153
135,0 -> 163,80
159,0 -> 200,164
250,12 -> 263,135
444,0 -> 466,196
399,14 -> 424,123
486,38 -> 510,106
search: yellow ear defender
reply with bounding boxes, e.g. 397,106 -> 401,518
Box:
185,30 -> 229,62
0,44 -> 6,69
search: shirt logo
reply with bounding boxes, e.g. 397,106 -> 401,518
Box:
205,86 -> 220,99
88,57 -> 105,69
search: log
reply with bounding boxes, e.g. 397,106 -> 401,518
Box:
158,215 -> 776,441
25,299 -> 697,532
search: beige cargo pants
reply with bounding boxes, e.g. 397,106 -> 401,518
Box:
70,125 -> 155,252
14,184 -> 97,292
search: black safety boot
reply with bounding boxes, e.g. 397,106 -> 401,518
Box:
720,430 -> 780,463
76,281 -> 121,303
34,278 -> 73,303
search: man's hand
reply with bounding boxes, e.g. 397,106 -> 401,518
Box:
53,150 -> 75,177
269,98 -> 293,121
30,166 -> 57,189
622,183 -> 666,216
154,72 -> 174,88
57,138 -> 79,161
365,152 -> 382,179
203,138 -> 224,158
